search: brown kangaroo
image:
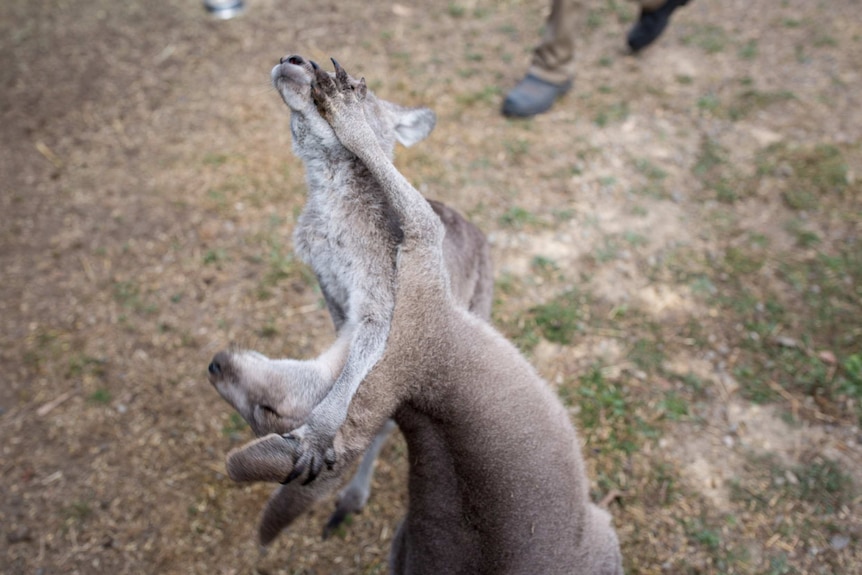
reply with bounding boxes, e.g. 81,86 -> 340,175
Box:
212,59 -> 622,574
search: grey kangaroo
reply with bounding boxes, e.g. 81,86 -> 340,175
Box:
210,52 -> 493,534
211,59 -> 623,574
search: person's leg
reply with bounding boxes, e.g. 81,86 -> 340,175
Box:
627,0 -> 690,52
635,0 -> 667,9
528,0 -> 581,86
502,0 -> 582,118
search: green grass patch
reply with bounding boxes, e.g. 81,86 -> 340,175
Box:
649,244 -> 706,285
784,218 -> 821,248
692,136 -> 746,203
202,152 -> 229,166
594,235 -> 621,263
697,93 -> 720,114
504,138 -> 531,164
531,255 -> 560,279
529,289 -> 585,345
64,500 -> 93,523
573,366 -> 657,458
682,24 -> 728,54
732,451 -> 854,515
706,234 -> 862,420
628,335 -> 665,373
839,354 -> 862,398
780,250 -> 862,348
693,137 -> 727,177
456,85 -> 501,107
738,39 -> 758,60
88,388 -> 111,404
113,281 -> 158,316
586,9 -> 604,31
498,288 -> 602,353
257,321 -> 279,339
67,354 -> 106,379
203,248 -> 227,265
222,412 -> 249,437
757,143 -> 850,210
723,245 -> 765,275
253,230 -> 317,299
728,88 -> 795,120
684,517 -> 722,553
659,391 -> 689,421
494,271 -> 523,298
622,231 -> 648,248
498,206 -> 540,229
634,158 -> 668,181
594,101 -> 629,127
447,2 -> 466,18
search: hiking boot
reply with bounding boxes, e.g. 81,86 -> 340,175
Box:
627,0 -> 689,52
501,73 -> 572,118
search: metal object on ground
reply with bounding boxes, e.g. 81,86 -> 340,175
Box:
204,0 -> 245,19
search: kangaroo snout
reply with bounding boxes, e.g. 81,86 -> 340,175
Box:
208,350 -> 230,380
279,54 -> 318,69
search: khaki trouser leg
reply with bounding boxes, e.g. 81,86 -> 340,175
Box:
637,0 -> 667,11
528,0 -> 581,85
527,0 -> 667,84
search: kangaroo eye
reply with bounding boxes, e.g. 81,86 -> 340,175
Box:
259,405 -> 279,416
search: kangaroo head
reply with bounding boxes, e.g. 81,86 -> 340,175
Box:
271,54 -> 436,160
207,348 -> 338,436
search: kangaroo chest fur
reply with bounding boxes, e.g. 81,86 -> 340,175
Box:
293,159 -> 402,325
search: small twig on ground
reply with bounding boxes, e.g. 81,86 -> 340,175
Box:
658,480 -> 669,505
35,141 -> 63,168
78,254 -> 96,283
767,380 -> 837,423
767,380 -> 799,420
599,489 -> 623,508
36,391 -> 74,417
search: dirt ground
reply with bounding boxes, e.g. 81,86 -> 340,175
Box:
1,0 -> 860,574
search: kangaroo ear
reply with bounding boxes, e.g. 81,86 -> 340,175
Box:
381,102 -> 436,147
225,434 -> 295,483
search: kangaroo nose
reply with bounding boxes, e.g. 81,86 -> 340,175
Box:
208,351 -> 230,376
280,54 -> 305,66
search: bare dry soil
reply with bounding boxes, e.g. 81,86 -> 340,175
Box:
1,1 -> 860,574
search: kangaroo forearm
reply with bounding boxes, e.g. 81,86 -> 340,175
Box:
352,145 -> 443,242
